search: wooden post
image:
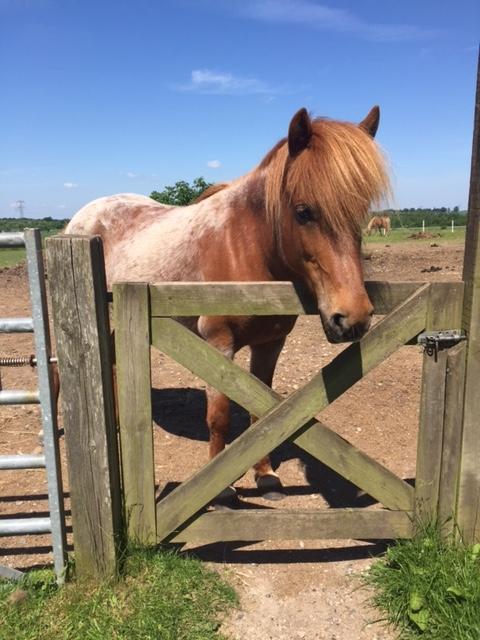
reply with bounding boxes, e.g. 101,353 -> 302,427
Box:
113,283 -> 156,545
415,348 -> 448,524
457,51 -> 480,542
438,342 -> 467,535
46,235 -> 123,578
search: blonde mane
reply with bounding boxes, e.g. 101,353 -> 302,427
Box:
259,118 -> 391,235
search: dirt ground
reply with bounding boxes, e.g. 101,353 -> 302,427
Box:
0,239 -> 465,639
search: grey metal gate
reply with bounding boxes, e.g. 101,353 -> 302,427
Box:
0,229 -> 67,583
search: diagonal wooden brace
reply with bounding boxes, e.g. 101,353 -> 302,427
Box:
152,284 -> 429,541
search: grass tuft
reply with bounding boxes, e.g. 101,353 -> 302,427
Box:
363,525 -> 480,640
0,548 -> 236,640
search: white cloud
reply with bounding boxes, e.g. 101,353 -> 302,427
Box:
58,204 -> 66,209
207,160 -> 221,169
63,182 -> 78,189
176,69 -> 278,95
126,171 -> 137,178
237,0 -> 439,42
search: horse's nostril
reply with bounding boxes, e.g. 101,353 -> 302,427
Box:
331,313 -> 346,329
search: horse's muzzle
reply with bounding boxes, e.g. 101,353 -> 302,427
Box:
322,312 -> 372,343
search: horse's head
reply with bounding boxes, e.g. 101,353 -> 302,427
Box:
262,107 -> 390,343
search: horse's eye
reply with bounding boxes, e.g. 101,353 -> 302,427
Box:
295,205 -> 314,225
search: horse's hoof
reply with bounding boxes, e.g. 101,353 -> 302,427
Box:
212,485 -> 238,509
256,474 -> 286,501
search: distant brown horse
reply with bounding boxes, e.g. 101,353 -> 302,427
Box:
66,106 -> 390,500
366,215 -> 391,235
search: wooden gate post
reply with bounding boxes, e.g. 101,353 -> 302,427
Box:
46,235 -> 123,578
457,51 -> 480,543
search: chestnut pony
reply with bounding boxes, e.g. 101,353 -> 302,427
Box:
366,215 -> 391,236
66,107 -> 390,500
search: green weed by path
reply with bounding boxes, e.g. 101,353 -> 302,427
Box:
364,526 -> 480,640
0,549 -> 236,640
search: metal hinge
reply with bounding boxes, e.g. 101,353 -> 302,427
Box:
417,330 -> 466,361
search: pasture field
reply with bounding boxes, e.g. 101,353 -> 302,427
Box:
364,226 -> 466,244
0,248 -> 25,268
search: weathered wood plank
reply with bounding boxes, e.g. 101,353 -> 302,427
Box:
295,427 -> 414,511
414,349 -> 448,523
45,235 -> 123,578
458,53 -> 480,542
153,284 -> 429,541
426,282 -> 464,330
168,509 -> 414,543
113,283 -> 156,545
148,280 -> 439,317
438,342 -> 467,534
366,281 -> 428,316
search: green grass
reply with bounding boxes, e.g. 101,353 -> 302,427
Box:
363,226 -> 466,245
0,549 -> 236,640
363,526 -> 480,640
0,247 -> 26,268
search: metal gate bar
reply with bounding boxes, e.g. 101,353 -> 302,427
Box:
0,229 -> 67,583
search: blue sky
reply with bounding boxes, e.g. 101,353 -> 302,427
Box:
1,0 -> 478,218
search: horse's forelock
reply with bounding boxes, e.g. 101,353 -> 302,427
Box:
258,118 -> 391,236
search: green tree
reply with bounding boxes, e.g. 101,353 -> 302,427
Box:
150,177 -> 213,206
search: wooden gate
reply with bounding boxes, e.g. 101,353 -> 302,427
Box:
112,278 -> 464,546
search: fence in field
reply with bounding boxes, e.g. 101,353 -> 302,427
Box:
0,230 -> 67,583
41,58 -> 480,580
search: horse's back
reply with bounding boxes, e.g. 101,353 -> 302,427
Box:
65,193 -> 169,238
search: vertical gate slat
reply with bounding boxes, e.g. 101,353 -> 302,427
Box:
113,283 -> 156,545
438,342 -> 467,535
415,349 -> 448,523
46,235 -> 123,578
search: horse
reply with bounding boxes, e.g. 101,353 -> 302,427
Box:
366,215 -> 391,236
65,106 -> 390,501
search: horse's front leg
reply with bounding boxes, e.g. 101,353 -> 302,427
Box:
250,337 -> 287,500
198,317 -> 237,503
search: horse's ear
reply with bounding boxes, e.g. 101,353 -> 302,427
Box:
288,108 -> 313,157
359,105 -> 380,138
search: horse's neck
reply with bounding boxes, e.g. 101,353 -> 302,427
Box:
191,174 -> 288,282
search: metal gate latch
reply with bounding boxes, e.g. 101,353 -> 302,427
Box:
417,330 -> 466,361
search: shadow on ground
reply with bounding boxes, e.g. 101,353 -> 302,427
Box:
152,387 -> 403,509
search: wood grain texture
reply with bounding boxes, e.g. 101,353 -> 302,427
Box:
458,53 -> 480,542
45,235 -> 122,578
438,342 -> 467,535
168,509 -> 414,543
415,349 -> 448,522
153,284 -> 429,541
113,283 -> 156,545
148,280 -> 436,317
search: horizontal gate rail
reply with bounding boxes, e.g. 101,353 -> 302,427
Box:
0,517 -> 51,536
0,454 -> 46,470
169,509 -> 414,543
0,232 -> 25,247
150,283 -> 429,542
0,389 -> 40,404
149,280 -> 461,317
0,317 -> 34,333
